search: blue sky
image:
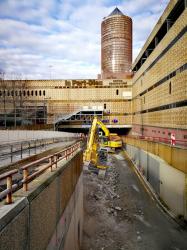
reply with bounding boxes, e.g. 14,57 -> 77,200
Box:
0,0 -> 169,79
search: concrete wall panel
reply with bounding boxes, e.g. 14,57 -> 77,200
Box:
125,143 -> 186,219
127,144 -> 140,167
123,137 -> 187,174
139,149 -> 148,178
147,155 -> 160,194
160,162 -> 186,218
47,174 -> 83,250
63,175 -> 83,250
0,199 -> 29,250
29,179 -> 58,250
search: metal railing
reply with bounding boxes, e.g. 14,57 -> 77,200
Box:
128,135 -> 187,147
0,141 -> 81,204
0,169 -> 18,204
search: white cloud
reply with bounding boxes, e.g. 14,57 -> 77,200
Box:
0,0 -> 170,79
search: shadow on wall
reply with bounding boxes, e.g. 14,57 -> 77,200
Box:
124,143 -> 186,221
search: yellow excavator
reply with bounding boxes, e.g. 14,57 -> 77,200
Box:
84,117 -> 122,170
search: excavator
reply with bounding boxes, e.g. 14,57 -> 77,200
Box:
84,117 -> 122,171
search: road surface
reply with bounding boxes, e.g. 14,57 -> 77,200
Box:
81,151 -> 187,250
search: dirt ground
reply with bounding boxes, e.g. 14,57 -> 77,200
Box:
81,151 -> 187,250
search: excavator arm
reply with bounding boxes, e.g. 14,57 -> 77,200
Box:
84,117 -> 98,164
96,119 -> 110,137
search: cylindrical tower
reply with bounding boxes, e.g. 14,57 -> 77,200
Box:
101,7 -> 132,79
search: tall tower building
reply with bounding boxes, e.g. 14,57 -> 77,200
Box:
101,7 -> 132,79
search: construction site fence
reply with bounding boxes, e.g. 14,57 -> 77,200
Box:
138,135 -> 187,147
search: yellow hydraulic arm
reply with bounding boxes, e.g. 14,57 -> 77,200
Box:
84,117 -> 98,164
96,119 -> 110,137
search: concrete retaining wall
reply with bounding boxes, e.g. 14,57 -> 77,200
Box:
122,137 -> 187,174
0,150 -> 83,250
125,144 -> 187,220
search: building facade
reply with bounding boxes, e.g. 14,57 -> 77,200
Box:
0,0 -> 186,142
132,0 -> 187,142
0,78 -> 132,130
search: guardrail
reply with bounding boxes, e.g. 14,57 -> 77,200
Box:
0,142 -> 81,204
0,169 -> 18,204
130,135 -> 187,147
122,136 -> 187,174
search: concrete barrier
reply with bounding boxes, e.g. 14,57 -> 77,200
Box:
122,136 -> 187,174
0,150 -> 83,250
124,143 -> 187,220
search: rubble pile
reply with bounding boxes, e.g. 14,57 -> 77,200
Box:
82,155 -> 134,249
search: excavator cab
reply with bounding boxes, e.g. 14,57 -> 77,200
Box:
100,135 -> 109,146
97,121 -> 122,149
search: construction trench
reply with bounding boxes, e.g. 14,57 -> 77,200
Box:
81,150 -> 187,250
0,125 -> 186,250
0,136 -> 187,250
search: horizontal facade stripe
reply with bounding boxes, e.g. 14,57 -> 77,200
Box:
132,99 -> 187,115
133,62 -> 187,98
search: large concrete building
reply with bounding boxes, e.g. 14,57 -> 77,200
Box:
0,0 -> 186,143
132,0 -> 187,141
101,7 -> 132,79
0,78 -> 132,132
